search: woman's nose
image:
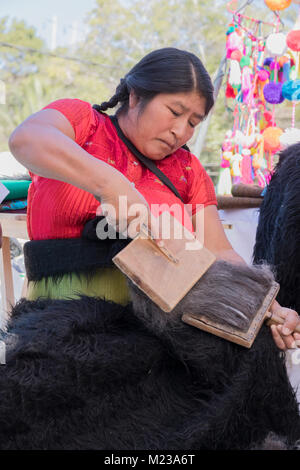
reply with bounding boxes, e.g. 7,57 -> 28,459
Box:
171,118 -> 189,141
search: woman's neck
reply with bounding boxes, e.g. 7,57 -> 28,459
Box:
116,111 -> 137,146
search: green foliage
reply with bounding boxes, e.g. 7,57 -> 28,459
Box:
1,0 -> 299,169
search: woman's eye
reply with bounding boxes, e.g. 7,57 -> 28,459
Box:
189,122 -> 196,128
170,108 -> 180,117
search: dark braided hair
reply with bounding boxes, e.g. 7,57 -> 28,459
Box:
93,47 -> 214,118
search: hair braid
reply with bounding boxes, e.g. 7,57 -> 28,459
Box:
93,48 -> 214,118
93,78 -> 129,113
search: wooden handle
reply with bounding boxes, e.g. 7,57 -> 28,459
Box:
266,311 -> 300,333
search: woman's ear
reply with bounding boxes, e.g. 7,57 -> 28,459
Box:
128,90 -> 140,109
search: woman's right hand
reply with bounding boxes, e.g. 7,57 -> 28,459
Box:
95,174 -> 161,243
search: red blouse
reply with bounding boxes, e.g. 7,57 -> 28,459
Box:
27,99 -> 217,240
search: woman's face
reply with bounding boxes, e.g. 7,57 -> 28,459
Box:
122,90 -> 207,160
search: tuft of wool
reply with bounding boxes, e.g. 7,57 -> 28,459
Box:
251,432 -> 300,450
0,293 -> 299,450
128,260 -> 276,334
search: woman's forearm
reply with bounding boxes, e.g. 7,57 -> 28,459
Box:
8,123 -> 126,198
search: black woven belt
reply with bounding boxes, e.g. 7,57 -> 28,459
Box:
24,217 -> 130,281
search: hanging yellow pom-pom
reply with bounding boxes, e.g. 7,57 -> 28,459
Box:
264,0 -> 292,10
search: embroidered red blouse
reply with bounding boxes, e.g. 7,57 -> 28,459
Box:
27,99 -> 217,240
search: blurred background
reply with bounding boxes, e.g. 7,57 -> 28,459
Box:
0,0 -> 299,181
0,2 -> 300,398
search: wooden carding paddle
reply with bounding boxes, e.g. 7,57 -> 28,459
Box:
182,281 -> 300,348
113,214 -> 216,312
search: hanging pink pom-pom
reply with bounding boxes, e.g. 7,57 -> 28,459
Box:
263,82 -> 285,104
222,139 -> 233,151
221,158 -> 231,168
286,30 -> 300,51
231,49 -> 242,61
264,111 -> 273,127
258,69 -> 270,81
241,66 -> 252,103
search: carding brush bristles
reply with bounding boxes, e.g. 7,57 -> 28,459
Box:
128,260 -> 276,333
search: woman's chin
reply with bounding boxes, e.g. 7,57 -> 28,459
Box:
146,150 -> 170,161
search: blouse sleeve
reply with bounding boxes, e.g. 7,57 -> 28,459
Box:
186,154 -> 217,215
42,98 -> 98,147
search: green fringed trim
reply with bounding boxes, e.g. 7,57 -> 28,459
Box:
26,266 -> 130,306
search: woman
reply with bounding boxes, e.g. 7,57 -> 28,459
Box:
3,48 -> 300,451
9,47 -> 300,351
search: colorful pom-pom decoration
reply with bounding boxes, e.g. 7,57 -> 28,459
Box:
258,69 -> 270,81
263,82 -> 285,104
278,56 -> 290,67
266,33 -> 287,57
262,126 -> 283,152
226,26 -> 235,35
264,0 -> 292,10
226,31 -> 243,57
229,60 -> 242,88
231,49 -> 242,61
225,82 -> 236,98
279,127 -> 300,148
270,61 -> 280,71
282,80 -> 300,101
264,57 -> 274,67
286,30 -> 300,51
218,5 -> 299,194
234,130 -> 246,146
264,111 -> 273,123
240,55 -> 251,68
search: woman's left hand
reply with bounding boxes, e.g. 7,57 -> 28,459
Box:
269,303 -> 300,350
191,207 -> 300,352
